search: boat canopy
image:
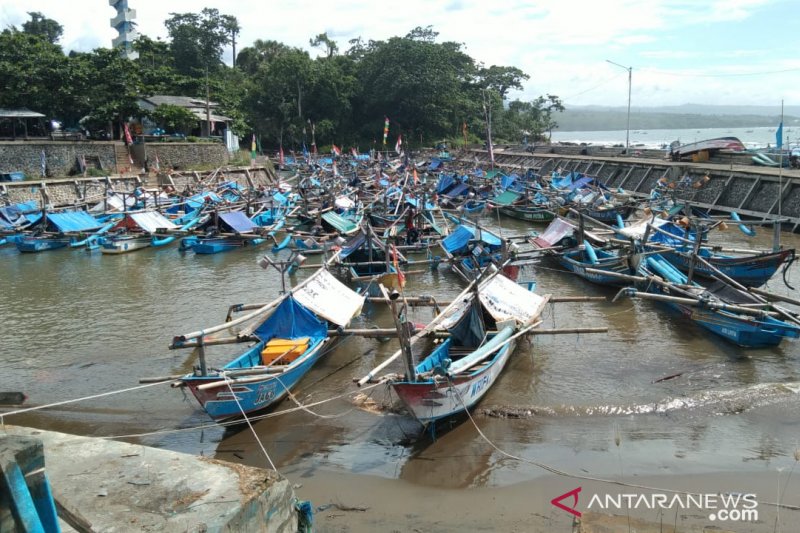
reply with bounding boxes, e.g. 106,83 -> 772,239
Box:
321,211 -> 358,234
436,174 -> 456,194
253,296 -> 327,340
444,183 -> 469,198
219,211 -> 257,233
532,217 -> 608,248
441,225 -> 474,254
292,268 -> 365,326
46,211 -> 102,232
479,274 -> 548,325
492,190 -> 522,206
115,211 -> 178,233
616,217 -> 669,240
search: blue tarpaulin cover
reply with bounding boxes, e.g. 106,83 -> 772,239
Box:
436,174 -> 455,194
441,225 -> 473,254
254,296 -> 327,341
46,211 -> 102,232
219,211 -> 258,233
429,158 -> 442,170
444,183 -> 469,198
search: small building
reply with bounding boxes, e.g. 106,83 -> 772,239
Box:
0,109 -> 47,140
137,95 -> 232,139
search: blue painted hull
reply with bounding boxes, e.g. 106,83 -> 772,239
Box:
182,337 -> 331,421
16,237 -> 69,253
659,248 -> 794,288
191,237 -> 266,254
559,249 -> 631,287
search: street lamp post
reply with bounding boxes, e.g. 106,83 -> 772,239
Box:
606,60 -> 632,154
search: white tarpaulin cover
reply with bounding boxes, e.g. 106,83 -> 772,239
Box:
479,274 -> 549,325
293,269 -> 365,326
617,217 -> 669,239
129,211 -> 178,233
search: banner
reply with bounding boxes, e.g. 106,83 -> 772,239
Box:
383,117 -> 389,145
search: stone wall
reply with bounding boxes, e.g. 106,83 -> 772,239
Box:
2,176 -> 141,209
0,141 -> 117,178
132,142 -> 230,171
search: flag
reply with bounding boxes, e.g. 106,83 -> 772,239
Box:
351,147 -> 358,157
123,123 -> 133,145
413,168 -> 419,184
40,150 -> 46,177
391,244 -> 405,288
333,160 -> 339,176
250,134 -> 257,160
488,139 -> 495,165
153,150 -> 161,172
383,116 -> 389,145
302,143 -> 310,162
395,134 -> 402,155
776,122 -> 784,149
462,121 -> 468,146
311,121 -> 317,154
279,145 -> 285,166
332,144 -> 341,156
78,154 -> 87,174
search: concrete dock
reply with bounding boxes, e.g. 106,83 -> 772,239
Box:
1,425 -> 300,532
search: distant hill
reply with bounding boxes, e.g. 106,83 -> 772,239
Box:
556,104 -> 800,131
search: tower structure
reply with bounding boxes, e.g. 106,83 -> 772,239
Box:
109,0 -> 139,59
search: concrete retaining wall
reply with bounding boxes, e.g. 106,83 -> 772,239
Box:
131,142 -> 230,171
1,166 -> 277,210
0,141 -> 118,178
2,425 -> 299,532
464,148 -> 800,230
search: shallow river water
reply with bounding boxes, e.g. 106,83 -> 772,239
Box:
2,214 -> 800,497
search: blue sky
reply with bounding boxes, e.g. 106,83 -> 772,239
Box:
2,0 -> 799,109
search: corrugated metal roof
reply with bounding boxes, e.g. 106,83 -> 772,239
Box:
47,212 -> 102,232
0,108 -> 45,118
219,211 -> 257,233
128,211 -> 178,233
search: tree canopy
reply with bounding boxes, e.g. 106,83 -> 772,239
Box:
0,11 -> 563,147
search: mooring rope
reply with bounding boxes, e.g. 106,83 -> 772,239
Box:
224,376 -> 277,471
0,380 -> 173,422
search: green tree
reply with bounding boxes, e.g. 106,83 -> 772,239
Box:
0,29 -> 72,119
309,32 -> 338,58
151,104 -> 196,133
21,12 -> 63,44
355,29 -> 476,145
477,65 -> 529,100
164,8 -> 236,74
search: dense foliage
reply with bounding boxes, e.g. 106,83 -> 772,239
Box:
0,12 -> 563,148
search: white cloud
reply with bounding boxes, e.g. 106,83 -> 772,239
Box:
0,0 -> 794,107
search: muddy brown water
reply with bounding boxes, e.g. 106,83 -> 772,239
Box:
2,215 -> 800,496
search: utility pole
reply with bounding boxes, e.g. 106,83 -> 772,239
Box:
205,66 -> 211,138
606,60 -> 632,154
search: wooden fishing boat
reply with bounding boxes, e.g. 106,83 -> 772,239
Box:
16,211 -> 104,253
181,211 -> 269,254
619,253 -> 800,348
360,269 -> 549,425
559,243 -> 633,287
436,219 -> 511,282
175,268 -> 364,422
499,205 -> 555,223
660,247 -> 794,288
100,211 -> 204,254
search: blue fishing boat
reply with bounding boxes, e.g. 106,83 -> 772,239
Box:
16,211 -> 103,253
182,211 -> 269,254
176,268 -> 364,422
360,270 -> 549,425
436,218 -> 510,282
619,253 -> 800,348
659,247 -> 794,288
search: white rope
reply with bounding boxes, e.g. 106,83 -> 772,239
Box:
224,376 -> 277,471
0,380 -> 173,420
104,382 -> 383,440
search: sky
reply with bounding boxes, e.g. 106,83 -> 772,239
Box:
2,0 -> 800,110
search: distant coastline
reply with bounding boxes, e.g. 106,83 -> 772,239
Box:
551,125 -> 798,150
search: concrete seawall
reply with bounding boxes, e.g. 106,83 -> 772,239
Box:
1,425 -> 300,532
0,141 -> 230,178
1,166 -> 278,210
466,148 -> 800,231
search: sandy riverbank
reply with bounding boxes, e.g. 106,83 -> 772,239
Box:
291,469 -> 800,533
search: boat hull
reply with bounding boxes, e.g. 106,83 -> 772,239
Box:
660,248 -> 794,288
182,338 -> 332,422
499,206 -> 555,223
16,237 -> 69,253
392,339 -> 516,424
100,236 -> 152,254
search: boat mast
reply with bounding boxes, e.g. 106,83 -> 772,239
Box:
774,100 -> 784,252
388,288 -> 416,382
